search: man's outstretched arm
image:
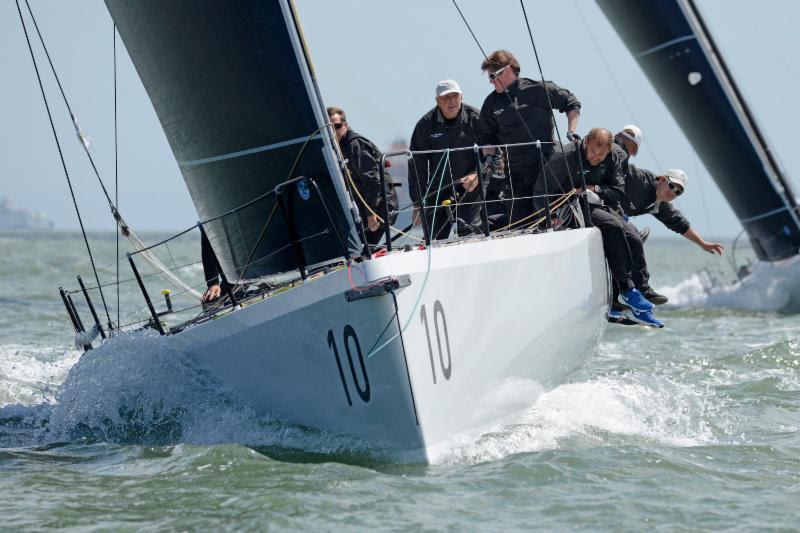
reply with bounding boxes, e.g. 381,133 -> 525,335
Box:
682,227 -> 724,255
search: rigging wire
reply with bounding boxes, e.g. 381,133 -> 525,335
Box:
730,0 -> 800,84
15,0 -> 113,331
451,0 -> 579,216
518,0 -> 573,181
450,0 -> 488,59
570,0 -> 662,169
23,0 -> 201,302
113,23 -> 120,332
23,0 -> 116,214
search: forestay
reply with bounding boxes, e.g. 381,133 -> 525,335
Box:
597,0 -> 800,261
106,0 -> 361,279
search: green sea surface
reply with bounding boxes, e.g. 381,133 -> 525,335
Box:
1,231 -> 798,530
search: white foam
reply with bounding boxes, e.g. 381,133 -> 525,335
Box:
662,256 -> 800,312
430,372 -> 720,465
0,344 -> 80,406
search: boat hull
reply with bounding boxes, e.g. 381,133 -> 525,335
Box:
168,228 -> 608,461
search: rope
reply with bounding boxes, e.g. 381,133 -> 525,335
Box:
570,0 -> 663,169
15,0 -> 113,331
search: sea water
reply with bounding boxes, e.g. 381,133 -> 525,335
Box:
1,231 -> 798,530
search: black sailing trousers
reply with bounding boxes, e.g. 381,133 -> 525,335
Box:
590,205 -> 649,292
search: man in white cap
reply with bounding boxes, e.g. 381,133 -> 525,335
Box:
409,79 -> 503,240
615,124 -> 642,159
623,167 -> 724,255
608,166 -> 724,321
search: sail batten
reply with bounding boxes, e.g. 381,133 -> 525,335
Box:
598,0 -> 800,261
106,0 -> 360,279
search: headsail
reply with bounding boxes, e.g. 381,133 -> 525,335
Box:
106,0 -> 361,280
597,0 -> 800,261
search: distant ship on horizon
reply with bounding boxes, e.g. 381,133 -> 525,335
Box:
0,197 -> 53,230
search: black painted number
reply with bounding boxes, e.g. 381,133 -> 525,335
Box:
328,325 -> 370,406
421,300 -> 452,383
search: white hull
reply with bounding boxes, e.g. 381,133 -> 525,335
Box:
168,228 -> 609,461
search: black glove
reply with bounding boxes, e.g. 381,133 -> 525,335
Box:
566,130 -> 581,143
482,154 -> 497,168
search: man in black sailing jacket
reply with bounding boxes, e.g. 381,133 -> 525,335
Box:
614,124 -> 642,177
623,167 -> 724,255
409,79 -> 505,240
479,49 -> 581,226
328,107 -> 398,247
538,127 -> 664,328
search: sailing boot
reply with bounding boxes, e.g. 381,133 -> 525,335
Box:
641,286 -> 668,305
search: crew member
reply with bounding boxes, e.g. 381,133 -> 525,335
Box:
538,127 -> 663,328
409,79 -> 504,240
328,107 -> 398,246
623,167 -> 724,256
478,49 -> 581,226
614,124 -> 642,175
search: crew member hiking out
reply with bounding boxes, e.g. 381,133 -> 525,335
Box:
478,49 -> 581,227
623,167 -> 724,256
538,127 -> 664,328
328,106 -> 398,248
409,79 -> 505,240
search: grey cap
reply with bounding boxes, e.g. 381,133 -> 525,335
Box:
436,79 -> 462,97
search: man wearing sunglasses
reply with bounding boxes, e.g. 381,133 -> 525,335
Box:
622,167 -> 724,257
328,106 -> 398,247
478,49 -> 581,226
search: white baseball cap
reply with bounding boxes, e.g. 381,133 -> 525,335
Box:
663,168 -> 688,190
619,124 -> 643,147
436,79 -> 462,97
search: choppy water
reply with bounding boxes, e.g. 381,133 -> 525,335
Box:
1,231 -> 798,530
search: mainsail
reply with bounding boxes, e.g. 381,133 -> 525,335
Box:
597,0 -> 800,261
106,0 -> 361,280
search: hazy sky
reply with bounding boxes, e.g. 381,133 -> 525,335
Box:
2,0 -> 799,238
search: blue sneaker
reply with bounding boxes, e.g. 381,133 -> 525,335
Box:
619,288 -> 654,312
629,308 -> 665,328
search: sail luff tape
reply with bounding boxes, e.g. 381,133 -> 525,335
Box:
179,134 -> 323,168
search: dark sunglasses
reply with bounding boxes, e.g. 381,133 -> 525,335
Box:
333,122 -> 345,130
488,65 -> 508,81
667,181 -> 684,196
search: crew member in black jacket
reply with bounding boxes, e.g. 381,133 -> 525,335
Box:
614,124 -> 642,176
479,49 -> 581,226
623,167 -> 724,256
409,79 -> 504,240
538,127 -> 663,327
328,107 -> 398,246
